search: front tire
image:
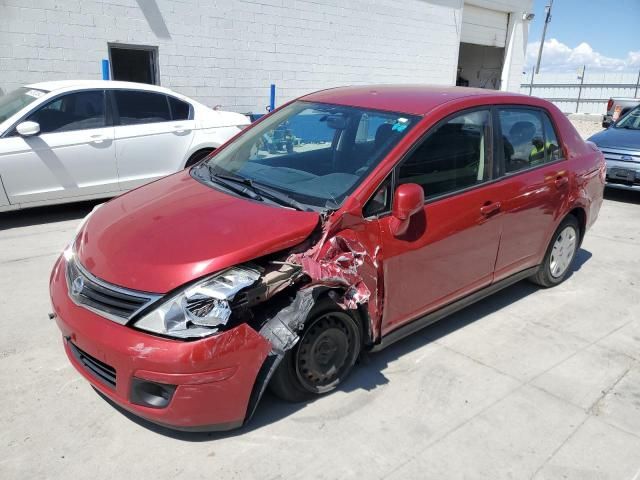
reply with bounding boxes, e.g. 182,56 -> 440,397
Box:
269,299 -> 361,402
530,215 -> 580,288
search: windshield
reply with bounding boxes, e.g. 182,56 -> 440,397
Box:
0,87 -> 47,124
615,105 -> 640,130
193,101 -> 419,210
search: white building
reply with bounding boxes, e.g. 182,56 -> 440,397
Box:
0,0 -> 533,113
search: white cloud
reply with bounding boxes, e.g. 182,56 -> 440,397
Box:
526,38 -> 640,72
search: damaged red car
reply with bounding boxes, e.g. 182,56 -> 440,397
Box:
50,86 -> 605,431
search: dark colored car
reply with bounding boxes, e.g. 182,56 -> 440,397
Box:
50,86 -> 605,431
589,104 -> 640,191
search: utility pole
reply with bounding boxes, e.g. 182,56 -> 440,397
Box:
535,0 -> 554,74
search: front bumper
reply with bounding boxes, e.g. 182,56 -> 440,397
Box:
50,256 -> 272,431
603,153 -> 640,191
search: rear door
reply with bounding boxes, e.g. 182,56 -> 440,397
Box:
492,106 -> 569,281
375,108 -> 504,335
111,90 -> 196,190
0,89 -> 118,205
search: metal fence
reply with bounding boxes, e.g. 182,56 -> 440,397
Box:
520,68 -> 640,115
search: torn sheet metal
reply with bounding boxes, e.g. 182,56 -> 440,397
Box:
289,235 -> 373,310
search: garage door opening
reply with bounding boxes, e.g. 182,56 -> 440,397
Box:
457,4 -> 508,90
109,45 -> 158,85
456,42 -> 505,89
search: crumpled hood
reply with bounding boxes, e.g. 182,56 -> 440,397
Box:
588,127 -> 640,151
75,171 -> 319,293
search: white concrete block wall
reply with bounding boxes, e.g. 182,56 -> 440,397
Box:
0,0 -> 465,112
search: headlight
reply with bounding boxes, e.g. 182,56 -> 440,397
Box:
133,266 -> 260,339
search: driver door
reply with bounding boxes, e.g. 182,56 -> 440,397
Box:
0,90 -> 118,205
374,109 -> 505,335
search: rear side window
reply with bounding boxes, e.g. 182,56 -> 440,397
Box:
397,109 -> 492,200
27,90 -> 105,134
498,108 -> 562,173
169,96 -> 190,120
542,113 -> 563,162
113,91 -> 171,125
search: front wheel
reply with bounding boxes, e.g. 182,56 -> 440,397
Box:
269,301 -> 361,402
530,215 -> 580,287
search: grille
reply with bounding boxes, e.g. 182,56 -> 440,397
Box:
601,149 -> 640,164
68,341 -> 117,389
66,257 -> 161,325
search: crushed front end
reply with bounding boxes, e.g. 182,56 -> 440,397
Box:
50,209 -> 381,431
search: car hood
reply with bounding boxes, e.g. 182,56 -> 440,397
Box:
588,127 -> 640,151
75,171 -> 319,293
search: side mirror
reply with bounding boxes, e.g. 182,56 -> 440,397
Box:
16,121 -> 40,137
390,183 -> 424,237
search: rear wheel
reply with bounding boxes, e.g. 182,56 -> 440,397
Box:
269,300 -> 361,402
530,215 -> 580,287
184,148 -> 214,168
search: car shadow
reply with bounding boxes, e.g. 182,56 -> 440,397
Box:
604,187 -> 640,205
0,199 -> 103,231
96,248 -> 593,441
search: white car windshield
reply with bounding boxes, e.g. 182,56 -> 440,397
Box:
193,101 -> 420,211
0,87 -> 48,124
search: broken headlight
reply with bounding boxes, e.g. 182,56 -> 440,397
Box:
133,266 -> 260,339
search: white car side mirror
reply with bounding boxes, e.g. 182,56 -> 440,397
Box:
16,121 -> 40,137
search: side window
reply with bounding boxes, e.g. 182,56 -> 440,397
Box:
113,91 -> 171,125
542,113 -> 563,162
499,108 -> 550,173
169,96 -> 190,120
398,109 -> 492,199
363,176 -> 391,217
26,91 -> 105,134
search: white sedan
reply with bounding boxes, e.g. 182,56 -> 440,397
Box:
0,80 -> 249,212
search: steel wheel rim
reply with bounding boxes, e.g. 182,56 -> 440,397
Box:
549,225 -> 577,278
295,312 -> 358,393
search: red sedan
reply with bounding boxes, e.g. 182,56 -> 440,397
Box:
50,86 -> 605,431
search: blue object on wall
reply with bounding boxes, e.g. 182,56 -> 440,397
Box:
269,84 -> 276,112
101,59 -> 110,80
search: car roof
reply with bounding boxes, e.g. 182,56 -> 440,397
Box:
25,79 -> 176,95
301,85 -> 527,115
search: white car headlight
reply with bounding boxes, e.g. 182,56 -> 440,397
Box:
133,266 -> 260,339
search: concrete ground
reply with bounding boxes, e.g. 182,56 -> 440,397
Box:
567,114 -> 605,140
1,187 -> 639,480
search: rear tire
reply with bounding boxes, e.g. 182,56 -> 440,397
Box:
530,215 -> 580,288
269,298 -> 361,403
184,148 -> 214,168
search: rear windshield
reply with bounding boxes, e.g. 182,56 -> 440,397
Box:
0,87 -> 47,123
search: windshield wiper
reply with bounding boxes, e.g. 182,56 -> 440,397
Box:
203,165 -> 263,201
248,182 -> 311,212
203,165 -> 310,211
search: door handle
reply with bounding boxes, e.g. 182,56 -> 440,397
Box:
480,201 -> 501,216
90,134 -> 105,144
172,125 -> 188,133
555,176 -> 569,188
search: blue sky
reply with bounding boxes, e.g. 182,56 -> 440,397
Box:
525,0 -> 640,72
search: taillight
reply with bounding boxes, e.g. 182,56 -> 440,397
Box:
606,99 -> 613,111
